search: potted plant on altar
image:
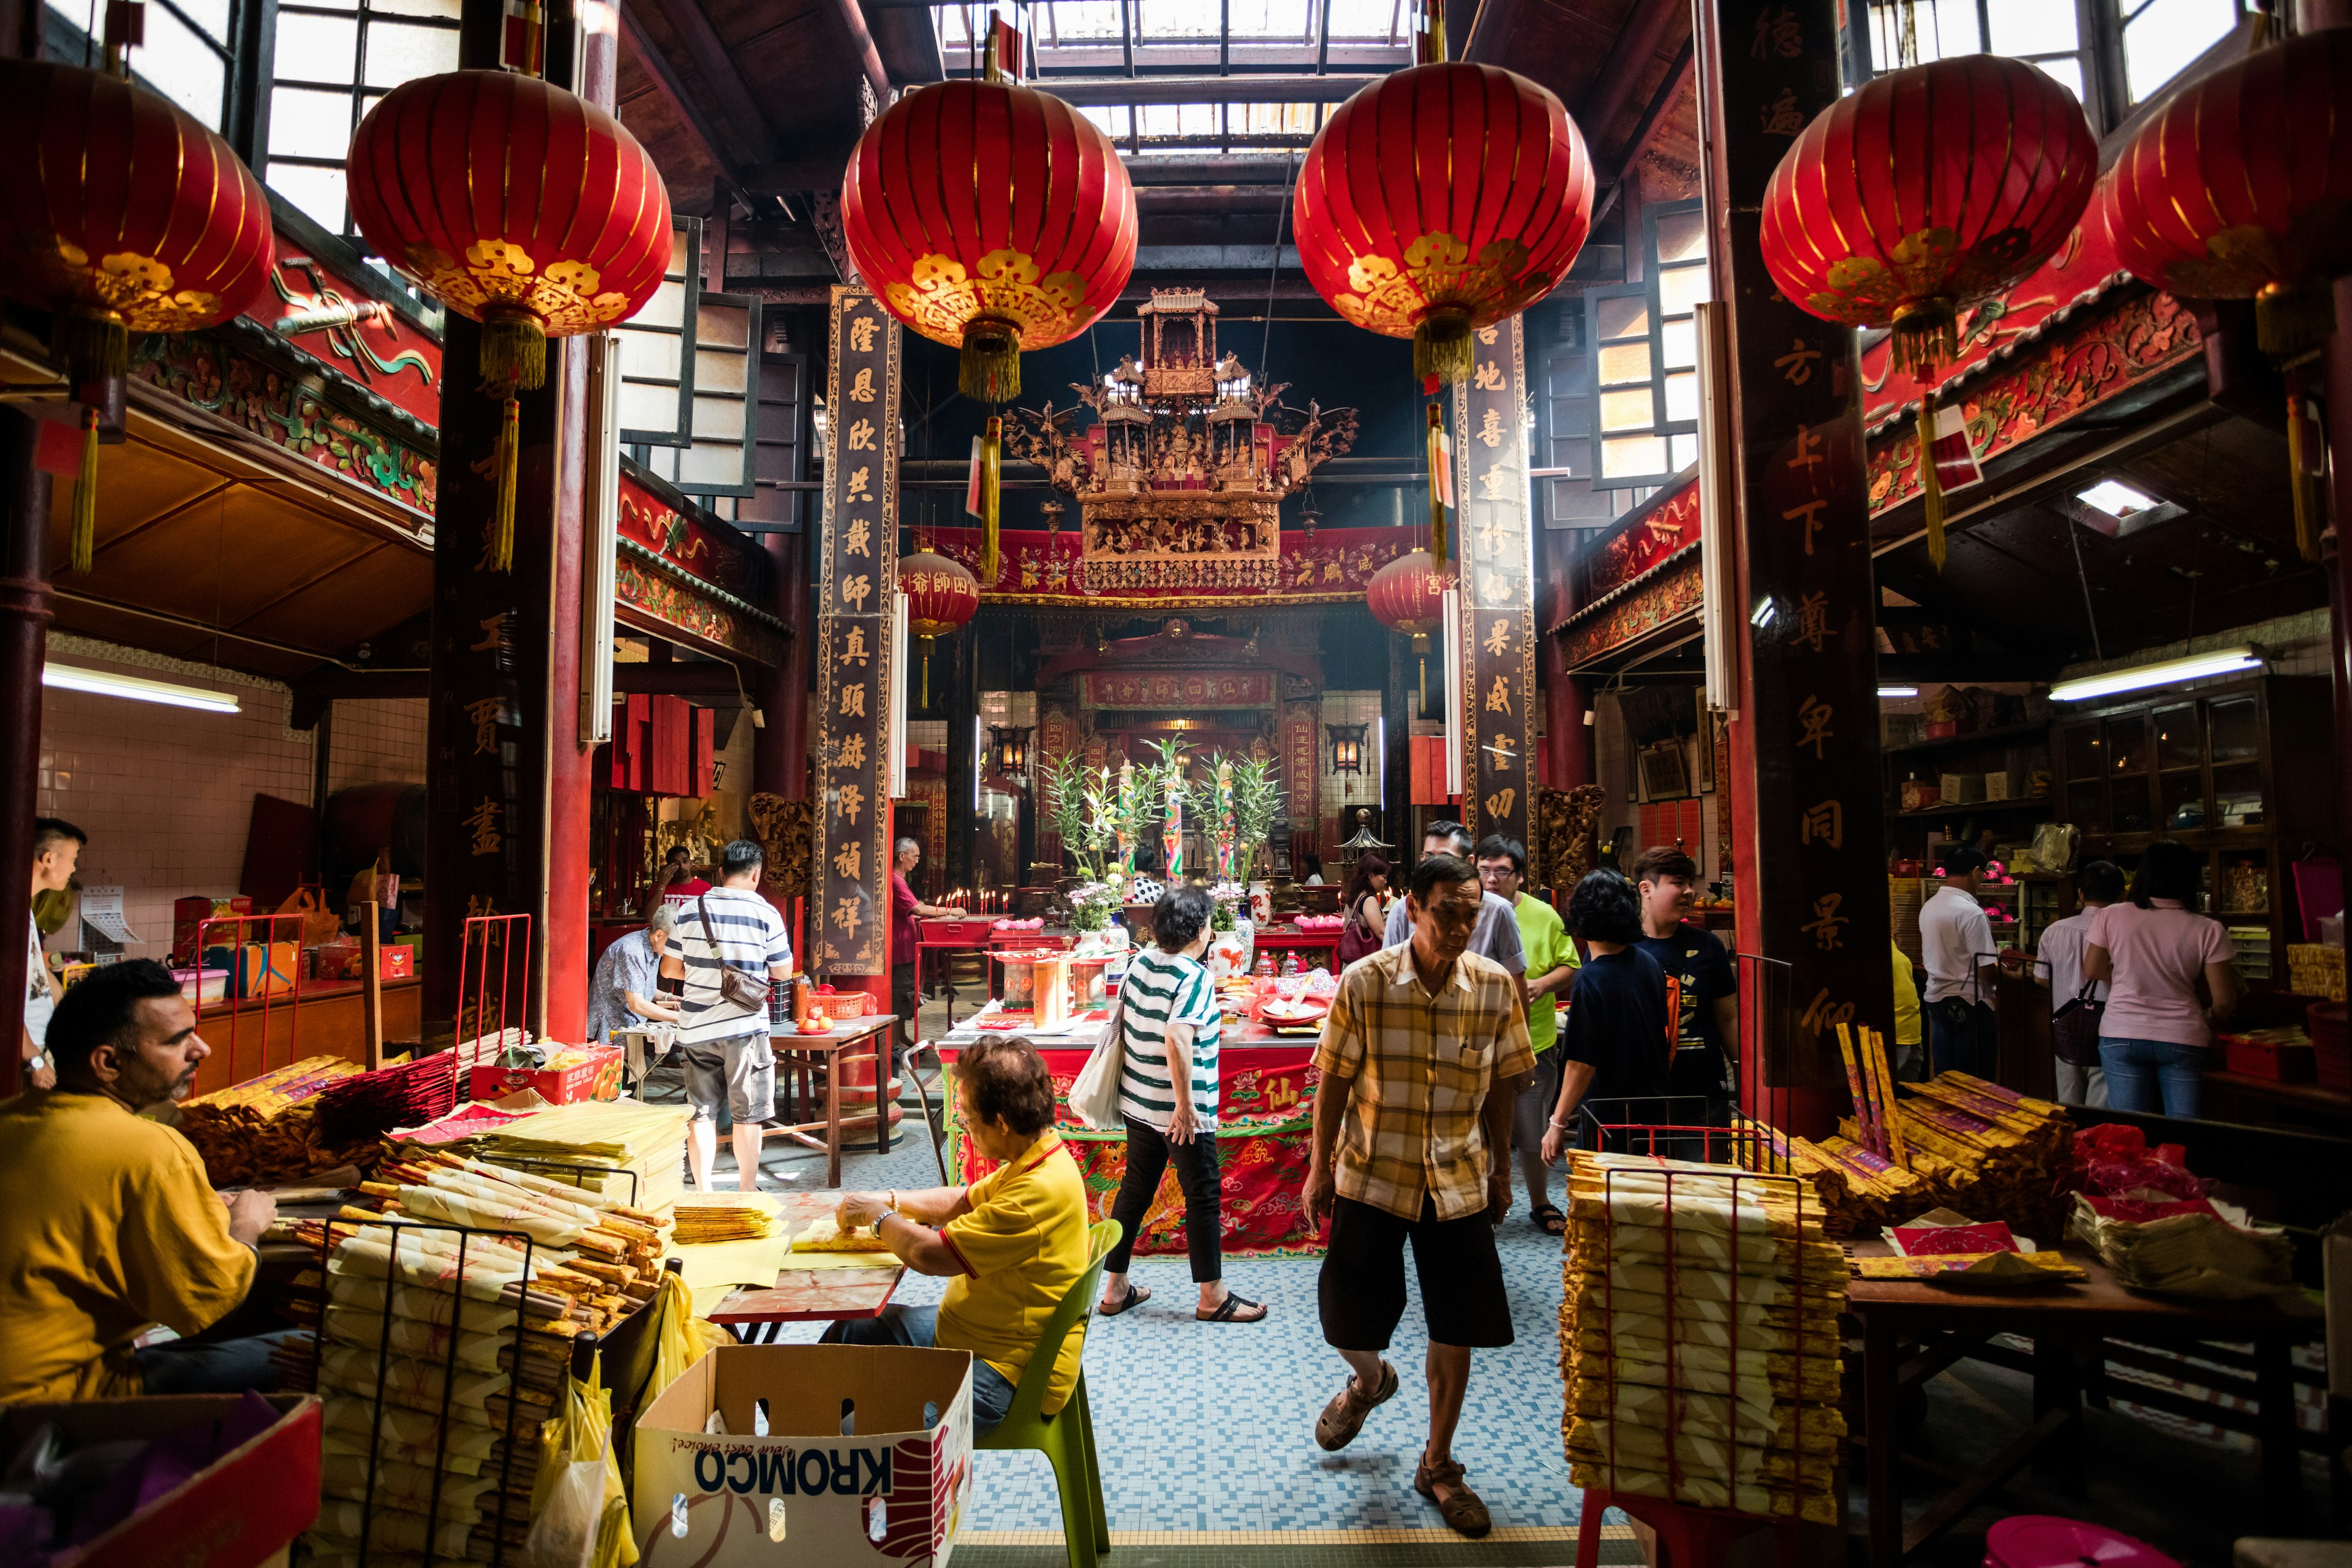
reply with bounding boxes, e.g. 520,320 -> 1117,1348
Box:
1191,752 -> 1283,932
1065,877 -> 1129,954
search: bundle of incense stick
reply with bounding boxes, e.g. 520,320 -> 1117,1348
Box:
1557,1150 -> 1845,1526
1834,1022 -> 1909,1166
672,1199 -> 778,1244
177,1055 -> 370,1186
1872,1071 -> 2073,1238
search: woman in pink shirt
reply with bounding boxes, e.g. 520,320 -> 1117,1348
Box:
2084,840 -> 2241,1119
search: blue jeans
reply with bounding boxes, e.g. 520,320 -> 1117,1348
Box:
2098,1036 -> 2207,1119
821,1305 -> 1017,1435
132,1329 -> 306,1395
1928,998 -> 1995,1079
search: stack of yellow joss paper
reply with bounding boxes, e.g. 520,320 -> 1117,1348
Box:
1559,1151 -> 1845,1525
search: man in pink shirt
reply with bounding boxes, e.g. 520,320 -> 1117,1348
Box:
2084,841 -> 2241,1118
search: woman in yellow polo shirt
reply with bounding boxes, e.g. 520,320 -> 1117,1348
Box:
827,1036 -> 1091,1432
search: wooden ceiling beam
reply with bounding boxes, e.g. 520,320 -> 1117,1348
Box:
1591,36 -> 1693,225
622,0 -> 778,172
620,1 -> 750,190
1579,0 -> 1686,145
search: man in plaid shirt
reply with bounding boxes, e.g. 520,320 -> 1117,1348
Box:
1303,853 -> 1534,1538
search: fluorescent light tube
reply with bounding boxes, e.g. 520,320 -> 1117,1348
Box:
1877,685 -> 1919,698
43,663 -> 239,714
2049,647 -> 2261,703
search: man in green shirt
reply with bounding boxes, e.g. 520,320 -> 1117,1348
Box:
1476,836 -> 1578,1235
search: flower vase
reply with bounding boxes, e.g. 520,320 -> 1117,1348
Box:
1206,917 -> 1254,982
1248,880 -> 1272,926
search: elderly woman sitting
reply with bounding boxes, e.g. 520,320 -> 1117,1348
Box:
586,901 -> 683,1053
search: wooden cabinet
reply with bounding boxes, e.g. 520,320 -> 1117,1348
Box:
2049,676 -> 2337,982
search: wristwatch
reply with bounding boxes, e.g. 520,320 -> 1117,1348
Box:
24,1050 -> 47,1076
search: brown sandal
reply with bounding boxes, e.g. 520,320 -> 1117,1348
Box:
1414,1455 -> 1492,1538
1313,1360 -> 1396,1452
1097,1284 -> 1150,1317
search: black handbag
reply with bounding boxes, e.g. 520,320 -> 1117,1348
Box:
2051,979 -> 2104,1066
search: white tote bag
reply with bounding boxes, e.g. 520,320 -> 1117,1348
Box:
1065,986 -> 1128,1131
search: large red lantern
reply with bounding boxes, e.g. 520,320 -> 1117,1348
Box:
1366,548 -> 1453,710
347,70 -> 671,568
1293,61 -> 1594,389
842,79 -> 1137,404
1760,53 -> 2097,568
0,59 -> 274,572
2101,28 -> 2352,561
842,75 -> 1137,586
899,549 -> 980,704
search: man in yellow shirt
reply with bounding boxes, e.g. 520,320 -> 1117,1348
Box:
0,960 -> 281,1401
829,1036 -> 1090,1433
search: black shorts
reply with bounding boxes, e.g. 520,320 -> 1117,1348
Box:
1318,1194 -> 1513,1352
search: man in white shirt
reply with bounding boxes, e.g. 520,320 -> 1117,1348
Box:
1918,846 -> 1998,1078
21,819 -> 84,1091
2033,859 -> 2123,1107
661,839 -> 793,1193
1383,822 -> 1529,1011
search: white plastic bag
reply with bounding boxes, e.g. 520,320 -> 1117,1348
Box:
1065,990 -> 1127,1131
521,1457 -> 606,1568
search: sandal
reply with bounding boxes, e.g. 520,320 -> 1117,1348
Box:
1196,1293 -> 1267,1322
1533,1204 -> 1566,1237
1414,1455 -> 1492,1539
1096,1283 -> 1150,1317
1314,1359 -> 1397,1452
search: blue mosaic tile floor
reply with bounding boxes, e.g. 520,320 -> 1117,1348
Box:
726,1112 -> 1588,1537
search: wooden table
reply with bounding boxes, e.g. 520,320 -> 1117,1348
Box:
765,1014 -> 898,1188
706,1193 -> 905,1341
1846,1240 -> 2324,1567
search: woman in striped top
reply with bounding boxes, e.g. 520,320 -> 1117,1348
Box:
1096,886 -> 1267,1324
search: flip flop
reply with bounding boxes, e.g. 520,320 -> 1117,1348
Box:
1533,1204 -> 1566,1237
1097,1283 -> 1150,1317
1196,1294 -> 1267,1322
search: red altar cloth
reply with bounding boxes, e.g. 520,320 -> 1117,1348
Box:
943,1042 -> 1325,1259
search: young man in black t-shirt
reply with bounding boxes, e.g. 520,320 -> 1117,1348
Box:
1627,848 -> 1740,1117
1540,870 -> 1675,1161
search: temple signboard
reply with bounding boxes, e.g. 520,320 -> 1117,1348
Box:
1452,318 -> 1536,860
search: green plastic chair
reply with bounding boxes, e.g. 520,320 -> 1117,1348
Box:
976,1216 -> 1121,1568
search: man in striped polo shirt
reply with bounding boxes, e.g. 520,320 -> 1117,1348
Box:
1096,886 -> 1265,1324
663,839 -> 794,1192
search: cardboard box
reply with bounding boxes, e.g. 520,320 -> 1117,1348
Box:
1982,768 -> 2025,802
468,1042 -> 623,1105
379,944 -> 414,979
172,896 -> 252,965
0,1393 -> 320,1568
1939,772 -> 1985,805
631,1343 -> 974,1568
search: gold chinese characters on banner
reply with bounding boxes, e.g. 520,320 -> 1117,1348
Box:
812,287 -> 902,974
1453,317 -> 1536,861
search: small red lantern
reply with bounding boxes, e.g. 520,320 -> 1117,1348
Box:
899,549 -> 980,705
1760,54 -> 2097,568
2101,28 -> 2352,560
347,70 -> 671,569
1293,61 -> 1594,389
0,59 -> 274,572
1366,548 -> 1453,711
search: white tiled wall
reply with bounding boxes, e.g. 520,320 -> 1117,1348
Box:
36,636 -> 426,961
1316,690 -> 1383,851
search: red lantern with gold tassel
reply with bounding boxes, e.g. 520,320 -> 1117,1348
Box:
1292,4 -> 1594,391
346,70 -> 671,571
0,59 -> 274,574
1760,53 -> 2097,570
899,548 -> 980,705
1366,548 -> 1453,712
2100,26 -> 2352,560
843,56 -> 1137,586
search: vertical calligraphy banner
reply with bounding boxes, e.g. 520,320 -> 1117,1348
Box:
1702,0 -> 1893,1088
1452,317 -> 1537,864
811,287 -> 901,975
1283,698 -> 1321,865
1036,700 -> 1076,873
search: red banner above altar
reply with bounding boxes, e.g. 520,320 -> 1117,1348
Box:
927,525 -> 1413,608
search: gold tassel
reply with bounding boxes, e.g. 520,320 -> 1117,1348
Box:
52,310 -> 128,389
1413,632 -> 1430,714
481,312 -> 547,392
1889,301 -> 1959,380
1414,309 -> 1474,390
1919,385 -> 1947,573
960,320 -> 1021,404
921,642 -> 932,707
1417,0 -> 1446,63
2286,387 -> 2323,564
69,405 -> 98,575
2256,279 -> 2337,361
489,394 -> 519,574
1426,402 -> 1448,562
980,416 -> 1001,584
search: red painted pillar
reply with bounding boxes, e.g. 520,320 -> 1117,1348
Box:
758,530 -> 813,956
2326,275 -> 2352,864
0,409 -> 50,1098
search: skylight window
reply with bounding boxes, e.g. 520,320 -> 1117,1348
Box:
1323,0 -> 1403,40
1136,100 -> 1223,138
1041,0 -> 1126,40
2076,480 -> 2158,518
1137,0 -> 1222,37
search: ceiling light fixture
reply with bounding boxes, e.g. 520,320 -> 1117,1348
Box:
1877,685 -> 1919,698
2049,646 -> 2262,703
2060,477 -> 2188,538
42,663 -> 240,714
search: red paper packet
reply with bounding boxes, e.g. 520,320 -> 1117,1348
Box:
1893,1219 -> 2018,1256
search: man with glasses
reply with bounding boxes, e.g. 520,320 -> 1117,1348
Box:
1474,835 -> 1577,1234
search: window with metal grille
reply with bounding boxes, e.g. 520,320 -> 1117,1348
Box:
43,0 -> 236,130
263,0 -> 461,235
